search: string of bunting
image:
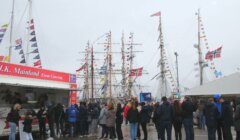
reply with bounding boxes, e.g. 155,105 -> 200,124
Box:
0,24 -> 8,44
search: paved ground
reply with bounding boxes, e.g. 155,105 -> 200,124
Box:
41,124 -> 236,140
1,124 -> 236,140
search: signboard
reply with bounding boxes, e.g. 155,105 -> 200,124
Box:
0,62 -> 76,83
140,92 -> 152,102
70,84 -> 77,105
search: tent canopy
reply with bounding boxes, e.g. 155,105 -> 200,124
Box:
182,72 -> 240,96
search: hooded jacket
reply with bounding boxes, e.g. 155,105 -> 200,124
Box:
203,102 -> 219,128
234,97 -> 240,131
66,105 -> 79,123
156,101 -> 174,122
221,101 -> 233,126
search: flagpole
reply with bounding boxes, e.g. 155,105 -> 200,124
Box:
9,0 -> 15,63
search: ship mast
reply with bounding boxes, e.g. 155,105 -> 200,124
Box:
121,32 -> 127,97
90,45 -> 94,99
196,9 -> 204,85
127,33 -> 134,97
158,13 -> 168,97
8,0 -> 15,63
83,42 -> 90,100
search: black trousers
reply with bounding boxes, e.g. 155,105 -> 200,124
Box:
137,123 -> 141,138
207,127 -> 216,140
39,120 -> 46,137
100,124 -> 108,138
116,123 -> 123,139
55,121 -> 64,136
222,125 -> 233,140
173,121 -> 182,140
48,121 -> 55,137
108,126 -> 116,139
216,121 -> 223,140
141,122 -> 148,140
159,121 -> 172,140
236,131 -> 240,140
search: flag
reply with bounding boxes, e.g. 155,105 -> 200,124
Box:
0,34 -> 4,38
20,59 -> 26,63
0,55 -> 4,61
31,49 -> 39,53
76,63 -> 87,72
19,50 -> 24,54
33,54 -> 40,59
30,31 -> 35,35
30,19 -> 34,24
34,60 -> 41,66
31,42 -> 38,47
212,46 -> 222,58
15,38 -> 22,50
205,46 -> 222,61
129,67 -> 143,77
30,25 -> 34,30
4,56 -> 9,62
150,11 -> 161,17
1,24 -> 8,28
0,29 -> 7,32
30,36 -> 36,42
21,54 -> 25,59
99,66 -> 107,75
214,70 -> 222,78
101,80 -> 108,94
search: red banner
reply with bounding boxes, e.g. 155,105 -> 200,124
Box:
70,84 -> 77,105
0,62 -> 76,83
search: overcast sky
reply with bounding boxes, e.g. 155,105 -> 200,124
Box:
0,0 -> 240,96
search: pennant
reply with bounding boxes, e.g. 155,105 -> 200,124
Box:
0,34 -> 4,38
0,39 -> 2,43
21,54 -> 25,59
99,66 -> 107,75
150,11 -> 161,17
4,56 -> 9,62
34,60 -> 41,66
214,70 -> 222,78
30,31 -> 35,35
0,55 -> 5,61
0,29 -> 7,32
30,19 -> 34,24
19,50 -> 24,54
76,63 -> 87,72
30,36 -> 36,42
31,42 -> 38,47
20,59 -> 26,63
129,67 -> 143,77
31,49 -> 39,53
30,25 -> 34,30
15,45 -> 22,50
1,24 -> 8,28
33,54 -> 40,59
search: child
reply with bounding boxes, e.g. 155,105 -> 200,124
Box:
23,110 -> 33,140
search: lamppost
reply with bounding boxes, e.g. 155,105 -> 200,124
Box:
174,52 -> 180,93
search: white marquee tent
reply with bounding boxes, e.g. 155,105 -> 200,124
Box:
182,72 -> 240,96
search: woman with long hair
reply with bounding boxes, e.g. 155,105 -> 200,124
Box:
127,102 -> 139,140
173,100 -> 183,140
106,102 -> 116,139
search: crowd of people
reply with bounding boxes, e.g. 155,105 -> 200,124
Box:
5,95 -> 240,140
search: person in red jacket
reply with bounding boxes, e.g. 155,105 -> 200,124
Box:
123,102 -> 131,124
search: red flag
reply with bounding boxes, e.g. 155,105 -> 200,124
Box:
205,46 -> 222,61
150,11 -> 161,17
0,55 -> 4,61
205,51 -> 213,60
129,67 -> 143,77
34,60 -> 41,66
30,25 -> 34,30
76,63 -> 87,72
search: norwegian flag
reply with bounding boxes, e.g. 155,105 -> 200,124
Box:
205,46 -> 222,61
129,67 -> 143,77
150,11 -> 161,17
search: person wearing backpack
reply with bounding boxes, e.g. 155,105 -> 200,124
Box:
204,98 -> 219,140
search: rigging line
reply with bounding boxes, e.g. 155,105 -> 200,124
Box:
15,2 -> 29,33
143,48 -> 159,68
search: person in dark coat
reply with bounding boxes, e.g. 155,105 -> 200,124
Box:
152,102 -> 160,139
182,96 -> 196,140
54,103 -> 65,137
37,106 -> 47,138
106,102 -> 116,139
213,94 -> 223,140
234,97 -> 240,140
173,100 -> 183,140
78,102 -> 88,137
157,96 -> 174,140
140,102 -> 150,140
66,105 -> 79,137
116,103 -> 123,140
220,97 -> 233,140
7,104 -> 21,140
203,98 -> 219,140
22,111 -> 33,140
127,101 -> 139,140
47,104 -> 56,138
